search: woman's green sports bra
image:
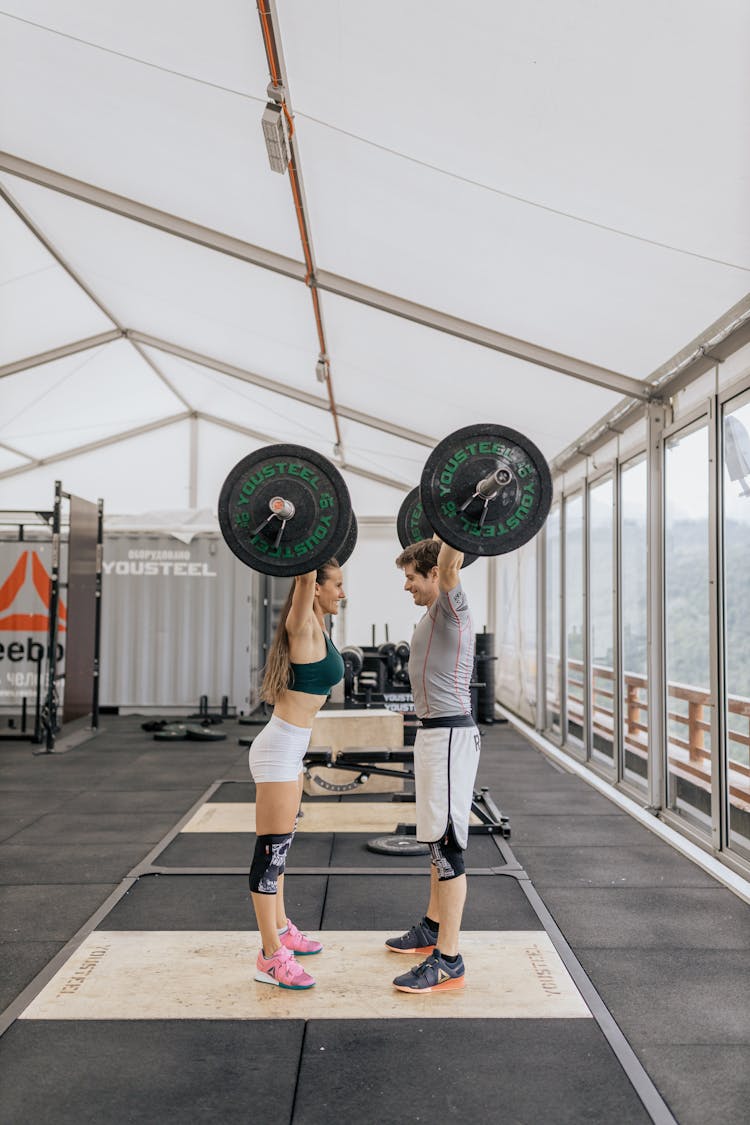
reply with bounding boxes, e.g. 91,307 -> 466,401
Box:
288,633 -> 345,696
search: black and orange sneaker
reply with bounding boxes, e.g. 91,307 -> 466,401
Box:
385,918 -> 438,955
393,950 -> 465,993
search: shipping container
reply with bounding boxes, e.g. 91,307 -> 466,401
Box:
99,532 -> 258,713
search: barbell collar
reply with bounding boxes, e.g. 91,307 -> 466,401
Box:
270,496 -> 296,520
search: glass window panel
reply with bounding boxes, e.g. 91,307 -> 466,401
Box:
564,493 -> 584,745
545,505 -> 561,732
620,457 -> 648,789
589,477 -> 614,763
520,540 -> 538,725
496,554 -> 520,708
722,393 -> 750,858
664,424 -> 712,834
495,546 -> 536,725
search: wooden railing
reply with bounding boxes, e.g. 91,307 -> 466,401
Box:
546,660 -> 750,812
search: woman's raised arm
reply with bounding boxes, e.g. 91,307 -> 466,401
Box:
284,572 -> 316,636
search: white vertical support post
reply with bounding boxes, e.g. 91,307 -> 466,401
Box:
613,460 -> 624,782
560,497 -> 568,743
536,527 -> 547,732
646,403 -> 667,812
582,477 -> 592,759
486,554 -> 497,639
707,388 -> 724,851
485,554 -> 497,714
189,414 -> 198,509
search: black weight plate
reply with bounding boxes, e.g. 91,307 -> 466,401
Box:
337,510 -> 358,567
366,835 -> 430,856
218,444 -> 352,577
421,424 -> 552,557
396,487 -> 477,567
396,487 -> 432,548
341,645 -> 364,675
185,726 -> 227,742
153,726 -> 188,741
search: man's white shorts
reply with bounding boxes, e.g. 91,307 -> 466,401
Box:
413,724 -> 481,848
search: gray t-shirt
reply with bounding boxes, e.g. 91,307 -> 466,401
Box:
409,583 -> 475,719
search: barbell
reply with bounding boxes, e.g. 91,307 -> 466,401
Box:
218,424 -> 551,575
400,422 -> 552,560
396,486 -> 478,568
218,444 -> 357,577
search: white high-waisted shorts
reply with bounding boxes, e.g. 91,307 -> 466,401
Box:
248,714 -> 312,783
413,724 -> 481,848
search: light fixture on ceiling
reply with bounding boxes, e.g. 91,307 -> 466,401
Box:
315,356 -> 329,383
262,84 -> 290,174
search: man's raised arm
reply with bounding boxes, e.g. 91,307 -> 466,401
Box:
435,536 -> 463,593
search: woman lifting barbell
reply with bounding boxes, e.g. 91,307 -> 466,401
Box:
248,559 -> 345,990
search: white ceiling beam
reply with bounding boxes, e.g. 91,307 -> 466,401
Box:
0,152 -> 649,400
0,330 -> 123,379
551,295 -> 750,473
129,338 -> 194,411
0,440 -> 32,462
312,272 -> 652,402
199,411 -> 411,493
0,322 -> 436,448
1,182 -> 120,326
199,410 -> 287,448
1,183 -> 194,411
0,412 -> 192,480
0,151 -> 306,281
335,460 -> 411,494
131,332 -> 437,447
646,293 -> 750,399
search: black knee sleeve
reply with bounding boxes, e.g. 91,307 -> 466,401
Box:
429,823 -> 465,881
249,832 -> 293,894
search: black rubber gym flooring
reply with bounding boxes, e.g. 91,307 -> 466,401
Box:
1,716 -> 748,1124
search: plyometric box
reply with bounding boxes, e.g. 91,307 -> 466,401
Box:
305,708 -> 405,795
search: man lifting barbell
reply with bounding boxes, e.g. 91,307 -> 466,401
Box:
388,423 -> 552,993
387,536 -> 478,993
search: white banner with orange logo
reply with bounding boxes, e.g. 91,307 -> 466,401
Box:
0,544 -> 65,707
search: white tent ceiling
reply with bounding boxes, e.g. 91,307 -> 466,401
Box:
1,0 -> 749,517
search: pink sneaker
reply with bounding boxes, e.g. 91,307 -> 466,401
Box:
279,919 -> 323,956
254,945 -> 315,990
